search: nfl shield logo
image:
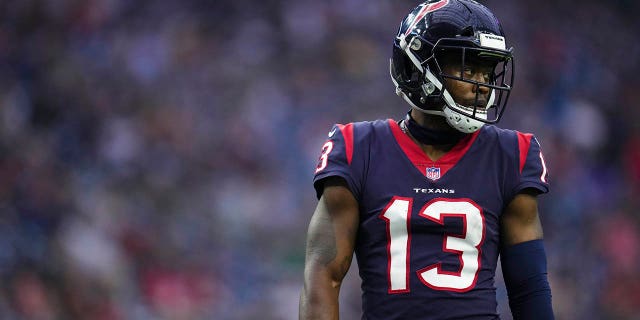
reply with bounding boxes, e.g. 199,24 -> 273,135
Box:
426,167 -> 441,181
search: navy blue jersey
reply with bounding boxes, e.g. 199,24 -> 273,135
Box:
313,119 -> 549,320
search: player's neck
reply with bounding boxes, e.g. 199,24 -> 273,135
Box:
409,110 -> 452,131
400,124 -> 450,162
403,111 -> 467,160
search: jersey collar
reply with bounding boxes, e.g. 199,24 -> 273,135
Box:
388,119 -> 481,179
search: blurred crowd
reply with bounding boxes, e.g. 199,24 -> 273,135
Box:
0,0 -> 639,319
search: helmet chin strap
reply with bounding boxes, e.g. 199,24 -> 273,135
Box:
423,68 -> 487,133
411,94 -> 486,134
411,105 -> 445,117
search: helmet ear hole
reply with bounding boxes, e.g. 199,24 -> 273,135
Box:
392,45 -> 423,90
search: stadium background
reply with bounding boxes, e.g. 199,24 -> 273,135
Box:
0,0 -> 639,319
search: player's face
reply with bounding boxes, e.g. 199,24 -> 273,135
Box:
441,61 -> 493,109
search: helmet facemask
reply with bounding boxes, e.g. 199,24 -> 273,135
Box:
431,38 -> 514,132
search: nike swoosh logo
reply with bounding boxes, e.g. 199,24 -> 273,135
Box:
328,128 -> 337,137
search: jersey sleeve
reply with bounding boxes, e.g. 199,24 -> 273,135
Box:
514,132 -> 550,195
313,123 -> 362,201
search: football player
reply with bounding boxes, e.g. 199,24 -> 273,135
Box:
300,0 -> 554,319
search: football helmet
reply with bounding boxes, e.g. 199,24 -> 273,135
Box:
390,0 -> 514,133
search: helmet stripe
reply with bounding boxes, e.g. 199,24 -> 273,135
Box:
404,0 -> 450,36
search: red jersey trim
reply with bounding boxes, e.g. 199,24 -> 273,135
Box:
338,123 -> 354,165
388,119 -> 480,178
516,132 -> 533,174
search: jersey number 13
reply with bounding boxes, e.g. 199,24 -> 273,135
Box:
380,197 -> 484,293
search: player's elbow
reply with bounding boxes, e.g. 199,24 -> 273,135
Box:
304,257 -> 349,288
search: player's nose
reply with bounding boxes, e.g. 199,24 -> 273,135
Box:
469,72 -> 490,93
472,82 -> 490,96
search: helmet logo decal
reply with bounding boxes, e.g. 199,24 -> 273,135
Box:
404,0 -> 450,36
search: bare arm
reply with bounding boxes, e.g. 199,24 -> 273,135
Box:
299,177 -> 360,320
500,189 -> 554,319
501,189 -> 544,246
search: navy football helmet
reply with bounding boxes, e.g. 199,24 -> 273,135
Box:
390,0 -> 514,133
